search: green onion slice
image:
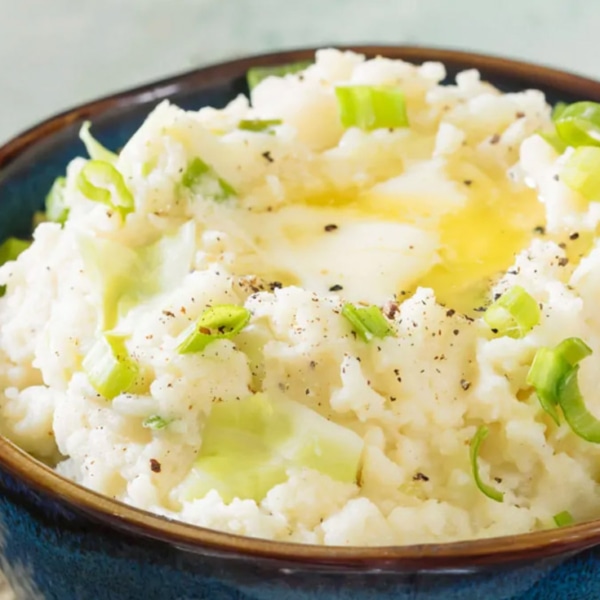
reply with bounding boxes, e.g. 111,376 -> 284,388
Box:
553,510 -> 574,527
83,334 -> 139,400
79,121 -> 118,163
555,337 -> 593,365
0,237 -> 31,297
246,61 -> 312,91
177,304 -> 251,354
554,101 -> 600,147
526,347 -> 567,425
76,160 -> 135,218
483,285 -> 540,339
335,85 -> 409,131
0,237 -> 31,267
538,131 -> 567,154
469,425 -> 504,503
238,119 -> 282,133
561,146 -> 600,201
552,102 -> 568,121
143,415 -> 172,430
181,158 -> 236,201
341,303 -> 394,342
527,337 -> 593,429
45,176 -> 69,225
557,365 -> 600,443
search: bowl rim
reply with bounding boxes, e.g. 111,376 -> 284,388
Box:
3,44 -> 600,569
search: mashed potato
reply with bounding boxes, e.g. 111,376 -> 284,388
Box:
1,49 -> 600,546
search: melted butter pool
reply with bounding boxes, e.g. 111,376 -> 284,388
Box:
416,161 -> 545,313
224,158 -> 547,311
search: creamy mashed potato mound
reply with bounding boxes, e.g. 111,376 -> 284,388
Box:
2,49 -> 600,546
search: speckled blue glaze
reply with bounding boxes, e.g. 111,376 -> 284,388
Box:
2,48 -> 600,599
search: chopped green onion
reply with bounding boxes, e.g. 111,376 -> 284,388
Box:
177,304 -> 251,354
83,335 -> 139,400
246,61 -> 312,91
334,85 -> 409,131
76,160 -> 135,218
0,237 -> 31,266
483,285 -> 540,339
341,303 -> 394,342
143,415 -> 172,430
526,347 -> 567,425
554,102 -> 600,147
527,337 -> 592,428
79,121 -> 118,163
181,158 -> 236,201
555,337 -> 592,365
538,131 -> 567,154
552,102 -> 568,121
0,237 -> 31,297
561,146 -> 600,201
469,425 -> 504,503
553,510 -> 574,527
45,176 -> 69,225
557,365 -> 600,443
238,119 -> 282,133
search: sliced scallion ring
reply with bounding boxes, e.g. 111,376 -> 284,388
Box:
246,61 -> 312,91
79,121 -> 118,163
238,119 -> 282,133
177,304 -> 251,354
0,237 -> 31,297
0,237 -> 31,267
553,510 -> 574,527
557,365 -> 600,443
76,160 -> 135,218
483,285 -> 540,339
143,415 -> 172,430
554,101 -> 600,147
561,146 -> 600,201
335,85 -> 409,131
527,337 -> 593,431
181,158 -> 236,201
45,176 -> 69,225
526,347 -> 567,425
469,425 -> 504,503
83,335 -> 139,400
341,303 -> 394,342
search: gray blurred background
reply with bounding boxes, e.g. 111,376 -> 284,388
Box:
0,0 -> 597,143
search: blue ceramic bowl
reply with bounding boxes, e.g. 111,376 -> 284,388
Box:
2,46 -> 600,600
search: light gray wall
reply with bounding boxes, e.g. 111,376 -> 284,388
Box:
0,0 -> 596,142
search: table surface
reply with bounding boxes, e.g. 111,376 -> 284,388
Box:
0,0 -> 598,596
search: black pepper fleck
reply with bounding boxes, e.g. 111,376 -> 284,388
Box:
413,472 -> 429,482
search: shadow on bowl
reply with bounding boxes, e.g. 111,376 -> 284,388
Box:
1,46 -> 600,599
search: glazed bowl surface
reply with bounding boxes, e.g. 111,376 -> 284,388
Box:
2,46 -> 600,600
